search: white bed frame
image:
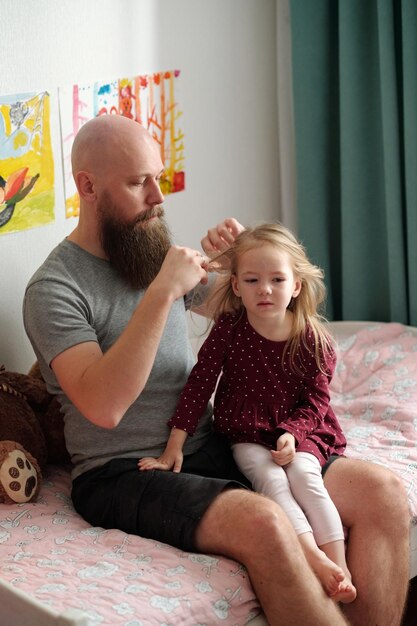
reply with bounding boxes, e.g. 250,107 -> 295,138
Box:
0,577 -> 89,626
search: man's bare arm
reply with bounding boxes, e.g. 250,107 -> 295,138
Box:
52,245 -> 207,428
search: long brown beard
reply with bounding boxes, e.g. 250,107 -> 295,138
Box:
98,194 -> 172,289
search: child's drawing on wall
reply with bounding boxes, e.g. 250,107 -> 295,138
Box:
0,91 -> 55,235
59,71 -> 185,219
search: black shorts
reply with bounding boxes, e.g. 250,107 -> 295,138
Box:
322,454 -> 347,477
71,433 -> 248,552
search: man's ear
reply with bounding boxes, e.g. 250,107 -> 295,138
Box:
75,171 -> 96,202
231,274 -> 240,297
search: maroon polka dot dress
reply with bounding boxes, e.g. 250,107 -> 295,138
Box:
169,311 -> 346,465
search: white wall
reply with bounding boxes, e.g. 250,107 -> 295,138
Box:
1,0 -> 281,373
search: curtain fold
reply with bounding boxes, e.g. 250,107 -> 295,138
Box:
290,0 -> 417,324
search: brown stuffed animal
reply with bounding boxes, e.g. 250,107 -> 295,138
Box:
0,364 -> 68,504
27,362 -> 70,466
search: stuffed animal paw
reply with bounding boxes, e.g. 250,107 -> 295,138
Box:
0,364 -> 69,504
0,441 -> 41,504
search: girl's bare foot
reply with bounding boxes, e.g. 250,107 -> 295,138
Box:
330,578 -> 357,604
299,533 -> 357,603
308,548 -> 344,594
311,549 -> 357,603
320,538 -> 357,604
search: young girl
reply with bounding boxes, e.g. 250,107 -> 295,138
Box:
139,222 -> 356,604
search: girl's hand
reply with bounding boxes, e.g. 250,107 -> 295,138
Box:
138,449 -> 184,473
271,433 -> 296,466
138,428 -> 187,473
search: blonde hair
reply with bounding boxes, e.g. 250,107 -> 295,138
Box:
206,222 -> 333,372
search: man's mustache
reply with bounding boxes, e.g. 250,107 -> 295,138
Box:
135,206 -> 165,225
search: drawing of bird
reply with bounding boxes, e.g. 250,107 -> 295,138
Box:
0,167 -> 39,228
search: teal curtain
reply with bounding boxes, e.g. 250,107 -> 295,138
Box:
289,0 -> 417,324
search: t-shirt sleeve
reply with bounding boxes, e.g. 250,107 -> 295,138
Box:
23,277 -> 98,372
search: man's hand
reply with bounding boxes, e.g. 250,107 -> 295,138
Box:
154,245 -> 209,301
201,218 -> 244,258
271,432 -> 296,466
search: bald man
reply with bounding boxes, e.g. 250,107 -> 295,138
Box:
24,115 -> 409,626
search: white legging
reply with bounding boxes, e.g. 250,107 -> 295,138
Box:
232,442 -> 344,546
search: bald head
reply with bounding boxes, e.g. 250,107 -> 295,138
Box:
68,113 -> 165,260
70,117 -> 169,285
71,115 -> 157,181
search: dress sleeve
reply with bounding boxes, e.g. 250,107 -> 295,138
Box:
278,342 -> 337,446
168,315 -> 232,435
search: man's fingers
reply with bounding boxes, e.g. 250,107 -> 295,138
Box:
201,218 -> 244,255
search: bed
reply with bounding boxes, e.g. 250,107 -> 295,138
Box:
0,321 -> 416,625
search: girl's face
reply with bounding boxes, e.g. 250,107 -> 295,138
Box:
231,243 -> 301,326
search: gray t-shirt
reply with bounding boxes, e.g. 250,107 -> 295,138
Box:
23,239 -> 213,479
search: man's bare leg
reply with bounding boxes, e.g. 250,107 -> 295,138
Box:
324,458 -> 410,626
195,489 -> 349,626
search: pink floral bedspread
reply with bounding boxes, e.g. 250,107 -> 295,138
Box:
330,323 -> 417,518
0,466 -> 261,625
1,322 -> 416,625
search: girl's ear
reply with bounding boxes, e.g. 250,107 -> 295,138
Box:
292,279 -> 302,298
231,274 -> 240,297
